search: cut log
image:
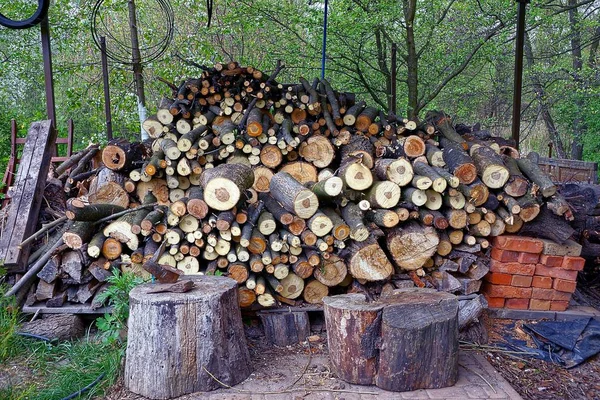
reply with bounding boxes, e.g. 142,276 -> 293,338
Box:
364,181 -> 400,209
338,157 -> 373,191
314,254 -> 347,287
386,222 -> 439,271
517,205 -> 575,244
310,176 -> 343,200
269,172 -> 319,219
440,138 -> 477,184
324,289 -> 459,391
469,145 -> 509,189
516,157 -> 557,197
65,200 -> 126,222
303,279 -> 329,304
341,202 -> 369,241
62,221 -> 94,250
200,163 -> 254,210
373,158 -> 413,187
20,314 -> 85,341
102,141 -> 146,172
299,135 -> 335,168
502,155 -> 529,197
279,161 -> 318,184
125,277 -> 251,398
344,237 -> 393,281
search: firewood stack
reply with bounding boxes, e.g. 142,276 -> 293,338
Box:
20,60 -> 572,310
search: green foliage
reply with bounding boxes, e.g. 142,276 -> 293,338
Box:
0,285 -> 22,361
95,271 -> 145,343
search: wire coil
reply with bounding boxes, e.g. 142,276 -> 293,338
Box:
90,0 -> 174,65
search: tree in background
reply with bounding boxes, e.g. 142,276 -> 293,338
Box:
0,0 -> 599,174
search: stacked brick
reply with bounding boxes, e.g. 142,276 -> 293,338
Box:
482,235 -> 585,311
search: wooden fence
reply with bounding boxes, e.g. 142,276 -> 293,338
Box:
537,157 -> 598,184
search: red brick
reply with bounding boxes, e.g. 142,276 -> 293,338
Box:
492,235 -> 543,254
532,276 -> 553,289
505,298 -> 530,309
553,278 -> 577,293
485,296 -> 506,308
511,275 -> 533,287
539,254 -> 563,268
529,299 -> 551,310
482,283 -> 532,299
491,248 -> 520,262
535,264 -> 578,280
561,256 -> 585,271
489,260 -> 536,276
518,252 -> 540,264
550,301 -> 570,311
484,272 -> 512,285
531,288 -> 572,301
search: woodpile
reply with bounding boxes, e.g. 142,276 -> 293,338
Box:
12,60 -> 573,310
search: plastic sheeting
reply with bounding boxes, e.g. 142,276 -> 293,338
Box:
505,318 -> 600,368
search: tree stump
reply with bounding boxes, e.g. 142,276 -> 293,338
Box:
258,311 -> 310,346
323,289 -> 459,391
125,276 -> 251,399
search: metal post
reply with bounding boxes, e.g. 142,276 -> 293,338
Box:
100,36 -> 113,141
40,15 -> 57,156
128,0 -> 145,107
321,0 -> 329,80
511,0 -> 530,150
391,43 -> 397,115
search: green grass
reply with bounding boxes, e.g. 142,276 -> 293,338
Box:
0,284 -> 124,400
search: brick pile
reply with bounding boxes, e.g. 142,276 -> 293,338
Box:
482,235 -> 585,311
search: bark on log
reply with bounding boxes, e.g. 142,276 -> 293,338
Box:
376,290 -> 458,391
516,157 -> 557,197
125,277 -> 251,398
200,163 -> 254,210
269,172 -> 319,219
440,138 -> 477,184
470,145 -> 509,189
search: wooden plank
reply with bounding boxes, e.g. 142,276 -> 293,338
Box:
22,303 -> 112,315
0,120 -> 55,272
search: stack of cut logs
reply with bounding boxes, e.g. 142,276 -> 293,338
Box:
23,61 -> 573,309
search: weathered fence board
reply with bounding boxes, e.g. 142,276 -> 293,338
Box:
0,120 -> 56,272
538,157 -> 598,184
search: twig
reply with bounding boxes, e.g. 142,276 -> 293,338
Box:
201,366 -> 378,395
285,340 -> 312,390
94,203 -> 159,225
19,216 -> 67,248
459,362 -> 496,394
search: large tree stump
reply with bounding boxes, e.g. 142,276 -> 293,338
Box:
125,276 -> 251,399
323,289 -> 459,391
